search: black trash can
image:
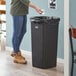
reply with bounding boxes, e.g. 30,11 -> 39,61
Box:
30,16 -> 60,69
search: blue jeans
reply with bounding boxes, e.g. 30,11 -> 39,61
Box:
12,15 -> 27,53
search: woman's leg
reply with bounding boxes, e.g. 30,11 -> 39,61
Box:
18,15 -> 27,46
12,15 -> 27,53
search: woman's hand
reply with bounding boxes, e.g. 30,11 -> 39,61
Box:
29,2 -> 43,14
34,6 -> 43,14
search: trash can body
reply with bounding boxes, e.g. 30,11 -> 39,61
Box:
30,16 -> 60,69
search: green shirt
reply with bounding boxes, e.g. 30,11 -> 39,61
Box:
10,0 -> 30,16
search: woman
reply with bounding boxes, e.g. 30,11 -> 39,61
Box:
10,0 -> 43,64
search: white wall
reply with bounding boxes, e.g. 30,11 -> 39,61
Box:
64,0 -> 70,76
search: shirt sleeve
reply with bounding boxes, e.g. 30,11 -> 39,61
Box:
20,0 -> 30,6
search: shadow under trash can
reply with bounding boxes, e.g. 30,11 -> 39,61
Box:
30,16 -> 60,69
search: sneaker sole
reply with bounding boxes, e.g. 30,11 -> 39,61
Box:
14,60 -> 27,64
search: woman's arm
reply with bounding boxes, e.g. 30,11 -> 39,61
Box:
29,2 -> 43,14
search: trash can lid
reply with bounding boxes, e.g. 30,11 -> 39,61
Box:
30,16 -> 60,21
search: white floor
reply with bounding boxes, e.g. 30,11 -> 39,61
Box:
0,50 -> 64,76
